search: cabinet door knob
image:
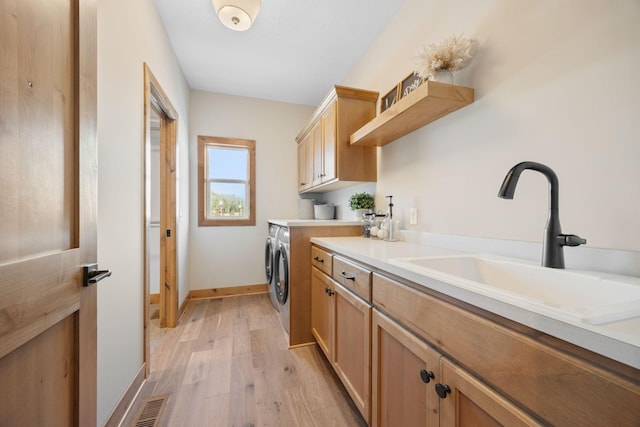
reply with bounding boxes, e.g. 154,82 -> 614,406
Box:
325,287 -> 335,296
435,383 -> 451,399
420,369 -> 435,383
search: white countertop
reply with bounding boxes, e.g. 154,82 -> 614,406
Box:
311,236 -> 640,370
268,219 -> 361,227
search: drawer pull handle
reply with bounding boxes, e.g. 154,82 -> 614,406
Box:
314,256 -> 324,263
340,271 -> 356,281
435,383 -> 451,399
420,369 -> 435,384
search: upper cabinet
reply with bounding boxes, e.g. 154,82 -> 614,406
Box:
297,129 -> 313,192
350,81 -> 474,147
296,86 -> 378,193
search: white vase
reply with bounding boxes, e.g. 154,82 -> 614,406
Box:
431,70 -> 455,85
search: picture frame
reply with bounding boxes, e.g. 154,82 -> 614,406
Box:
400,72 -> 424,100
380,84 -> 400,113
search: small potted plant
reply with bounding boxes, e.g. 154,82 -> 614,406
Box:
349,192 -> 375,219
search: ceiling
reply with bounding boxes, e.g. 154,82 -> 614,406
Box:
153,0 -> 406,106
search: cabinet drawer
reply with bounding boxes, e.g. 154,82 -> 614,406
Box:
333,256 -> 371,302
373,272 -> 640,426
311,246 -> 333,276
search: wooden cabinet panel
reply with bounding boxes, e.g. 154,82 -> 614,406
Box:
286,226 -> 360,347
372,309 -> 440,427
333,283 -> 371,423
320,102 -> 336,183
438,358 -> 540,427
333,255 -> 371,301
311,266 -> 333,359
311,246 -> 332,276
297,134 -> 312,191
311,122 -> 323,187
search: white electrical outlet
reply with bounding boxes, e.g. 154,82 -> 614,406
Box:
409,208 -> 418,225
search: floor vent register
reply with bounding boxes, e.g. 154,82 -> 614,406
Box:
130,394 -> 170,427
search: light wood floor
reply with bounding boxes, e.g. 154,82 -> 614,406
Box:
122,293 -> 365,426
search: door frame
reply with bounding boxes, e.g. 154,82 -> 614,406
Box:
143,64 -> 179,373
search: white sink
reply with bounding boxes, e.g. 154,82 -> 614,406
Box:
388,255 -> 640,325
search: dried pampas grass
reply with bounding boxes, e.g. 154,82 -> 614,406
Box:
415,34 -> 473,80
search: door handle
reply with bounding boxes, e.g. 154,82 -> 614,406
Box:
83,263 -> 112,287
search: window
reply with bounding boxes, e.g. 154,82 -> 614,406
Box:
198,135 -> 256,226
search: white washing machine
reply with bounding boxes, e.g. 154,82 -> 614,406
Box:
265,224 -> 280,311
273,227 -> 290,334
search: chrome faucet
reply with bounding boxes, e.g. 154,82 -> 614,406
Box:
498,161 -> 586,269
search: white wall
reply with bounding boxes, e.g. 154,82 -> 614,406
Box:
188,91 -> 314,290
339,0 -> 640,252
97,0 -> 190,424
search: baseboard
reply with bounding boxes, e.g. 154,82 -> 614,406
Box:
103,363 -> 146,427
149,293 -> 160,304
187,283 -> 268,300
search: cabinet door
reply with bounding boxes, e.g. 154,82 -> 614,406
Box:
437,358 -> 540,427
311,267 -> 334,359
297,135 -> 311,192
311,121 -> 323,187
320,101 -> 336,183
372,309 -> 440,427
333,283 -> 371,423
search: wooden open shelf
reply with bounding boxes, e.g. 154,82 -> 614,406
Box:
350,81 -> 474,147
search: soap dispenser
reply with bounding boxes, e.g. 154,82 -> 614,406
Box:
382,195 -> 399,242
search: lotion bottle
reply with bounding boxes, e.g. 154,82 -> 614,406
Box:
383,196 -> 399,242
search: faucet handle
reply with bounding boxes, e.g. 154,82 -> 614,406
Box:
558,234 -> 587,247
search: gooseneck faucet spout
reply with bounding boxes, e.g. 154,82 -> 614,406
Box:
498,161 -> 586,269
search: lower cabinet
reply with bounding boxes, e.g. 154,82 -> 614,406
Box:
371,309 -> 440,427
372,309 -> 539,427
437,357 -> 539,427
311,266 -> 333,358
333,282 -> 371,421
312,245 -> 640,426
311,263 -> 372,423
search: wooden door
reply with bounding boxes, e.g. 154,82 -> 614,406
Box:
372,309 -> 440,427
0,0 -> 98,425
311,121 -> 323,187
310,267 -> 333,359
320,101 -> 336,182
333,283 -> 371,423
297,135 -> 311,192
437,358 -> 540,427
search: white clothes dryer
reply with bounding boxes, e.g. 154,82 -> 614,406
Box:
264,223 -> 280,311
273,227 -> 290,334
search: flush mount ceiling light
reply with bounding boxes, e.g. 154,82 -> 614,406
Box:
211,0 -> 261,31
